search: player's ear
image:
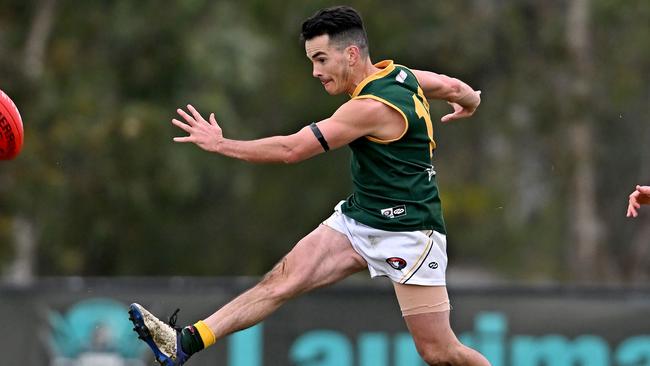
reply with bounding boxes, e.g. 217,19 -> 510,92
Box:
346,45 -> 360,65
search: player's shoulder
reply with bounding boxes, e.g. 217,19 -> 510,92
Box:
334,97 -> 402,129
393,64 -> 422,85
338,97 -> 388,118
367,62 -> 420,92
394,63 -> 412,72
393,63 -> 417,75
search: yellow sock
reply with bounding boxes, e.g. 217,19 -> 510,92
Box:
194,320 -> 216,348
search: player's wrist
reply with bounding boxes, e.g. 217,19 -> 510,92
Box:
455,89 -> 480,110
211,136 -> 228,155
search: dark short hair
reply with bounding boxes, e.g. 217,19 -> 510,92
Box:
300,6 -> 369,56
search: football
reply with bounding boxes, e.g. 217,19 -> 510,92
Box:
0,89 -> 24,160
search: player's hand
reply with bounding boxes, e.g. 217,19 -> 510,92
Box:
172,104 -> 223,153
441,90 -> 481,123
626,185 -> 650,218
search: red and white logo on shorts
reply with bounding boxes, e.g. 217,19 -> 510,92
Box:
386,257 -> 407,270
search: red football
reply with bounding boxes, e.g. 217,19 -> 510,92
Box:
0,89 -> 24,160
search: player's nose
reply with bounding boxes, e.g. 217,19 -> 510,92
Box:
312,66 -> 321,78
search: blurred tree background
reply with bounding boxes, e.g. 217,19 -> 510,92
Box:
0,0 -> 648,284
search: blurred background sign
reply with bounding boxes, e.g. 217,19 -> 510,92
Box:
2,278 -> 649,366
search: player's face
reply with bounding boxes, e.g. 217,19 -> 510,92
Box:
305,34 -> 353,95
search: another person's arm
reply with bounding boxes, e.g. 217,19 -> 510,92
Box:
627,185 -> 650,218
411,69 -> 481,123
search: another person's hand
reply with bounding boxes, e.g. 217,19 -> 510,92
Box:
626,185 -> 650,218
172,104 -> 223,153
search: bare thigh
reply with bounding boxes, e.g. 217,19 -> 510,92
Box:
204,224 -> 368,337
267,224 -> 368,296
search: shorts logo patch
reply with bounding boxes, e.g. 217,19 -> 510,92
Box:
380,205 -> 407,219
428,261 -> 439,269
386,257 -> 407,270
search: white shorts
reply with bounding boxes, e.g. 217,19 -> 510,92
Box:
323,201 -> 448,286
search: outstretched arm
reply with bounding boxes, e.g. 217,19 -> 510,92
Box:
172,100 -> 384,164
411,69 -> 481,123
627,185 -> 650,218
172,105 -> 322,164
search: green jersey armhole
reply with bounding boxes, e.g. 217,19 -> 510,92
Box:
352,94 -> 409,144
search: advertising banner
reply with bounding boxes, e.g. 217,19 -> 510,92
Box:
1,278 -> 649,366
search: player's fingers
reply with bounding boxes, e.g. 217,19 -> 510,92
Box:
209,113 -> 219,127
172,118 -> 193,133
173,136 -> 194,143
177,108 -> 196,125
638,185 -> 650,194
627,202 -> 636,215
443,111 -> 462,122
440,113 -> 455,123
442,109 -> 471,123
449,102 -> 463,112
187,104 -> 205,123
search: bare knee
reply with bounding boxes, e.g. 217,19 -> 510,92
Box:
258,258 -> 309,301
417,343 -> 464,366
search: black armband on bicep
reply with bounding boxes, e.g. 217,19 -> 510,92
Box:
309,122 -> 330,152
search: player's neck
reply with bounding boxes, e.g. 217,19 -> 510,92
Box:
348,58 -> 379,94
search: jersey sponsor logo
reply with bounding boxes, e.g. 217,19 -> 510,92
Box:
395,70 -> 408,83
386,257 -> 407,270
380,205 -> 407,219
428,261 -> 439,269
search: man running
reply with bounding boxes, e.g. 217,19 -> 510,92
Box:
129,6 -> 489,365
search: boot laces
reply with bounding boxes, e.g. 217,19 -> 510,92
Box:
168,308 -> 181,331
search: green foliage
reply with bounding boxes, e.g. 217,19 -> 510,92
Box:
0,0 -> 648,281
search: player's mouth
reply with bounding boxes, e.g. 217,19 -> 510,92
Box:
321,79 -> 332,87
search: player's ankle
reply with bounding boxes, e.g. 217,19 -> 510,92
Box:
180,321 -> 216,356
180,326 -> 203,356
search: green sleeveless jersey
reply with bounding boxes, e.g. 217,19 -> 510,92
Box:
340,60 -> 446,234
